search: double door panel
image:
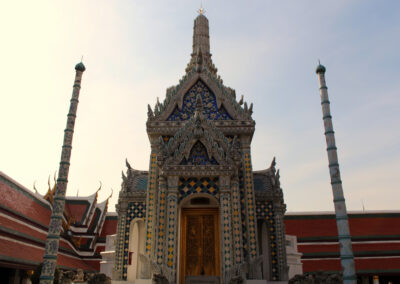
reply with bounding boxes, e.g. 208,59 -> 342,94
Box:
180,208 -> 220,282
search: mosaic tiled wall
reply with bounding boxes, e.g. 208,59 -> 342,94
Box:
238,163 -> 248,261
122,202 -> 146,280
255,201 -> 279,281
115,213 -> 127,279
156,178 -> 167,265
243,152 -> 258,259
220,192 -> 233,271
166,193 -> 178,271
231,180 -> 243,264
178,177 -> 219,203
167,80 -> 232,121
144,152 -> 157,256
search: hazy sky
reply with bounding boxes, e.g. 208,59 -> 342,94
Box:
1,1 -> 399,212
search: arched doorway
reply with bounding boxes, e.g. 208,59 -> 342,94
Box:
178,195 -> 220,284
127,218 -> 145,281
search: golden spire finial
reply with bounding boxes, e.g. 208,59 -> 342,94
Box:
198,3 -> 205,15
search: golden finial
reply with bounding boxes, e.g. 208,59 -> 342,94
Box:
198,3 -> 205,15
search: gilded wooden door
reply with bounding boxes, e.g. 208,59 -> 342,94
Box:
180,208 -> 220,283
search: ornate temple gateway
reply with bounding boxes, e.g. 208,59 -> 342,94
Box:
113,13 -> 288,284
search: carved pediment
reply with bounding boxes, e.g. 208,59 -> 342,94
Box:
167,80 -> 232,121
156,105 -> 241,169
147,70 -> 254,122
180,141 -> 219,165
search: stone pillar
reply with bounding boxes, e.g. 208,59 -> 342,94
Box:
316,63 -> 356,283
165,176 -> 179,282
144,151 -> 157,257
155,176 -> 167,265
273,202 -> 288,281
220,176 -> 233,281
40,62 -> 85,284
231,176 -> 244,266
113,201 -> 128,280
241,141 -> 259,260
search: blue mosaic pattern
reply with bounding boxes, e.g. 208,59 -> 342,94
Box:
123,202 -> 146,280
178,177 -> 219,203
256,201 -> 279,281
180,141 -> 219,165
167,80 -> 232,121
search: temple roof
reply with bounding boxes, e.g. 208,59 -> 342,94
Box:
0,171 -> 115,271
121,160 -> 148,193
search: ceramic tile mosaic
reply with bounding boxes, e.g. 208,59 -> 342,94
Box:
144,152 -> 157,256
122,202 -> 146,280
231,182 -> 243,264
220,193 -> 233,270
178,177 -> 219,203
167,80 -> 232,121
239,163 -> 248,261
243,152 -> 258,258
166,194 -> 178,269
256,201 -> 279,281
156,179 -> 167,264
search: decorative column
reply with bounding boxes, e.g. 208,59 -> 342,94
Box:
316,63 -> 356,283
113,201 -> 129,280
241,139 -> 259,260
273,202 -> 288,281
144,151 -> 157,257
165,176 -> 179,282
231,176 -> 244,266
155,176 -> 167,265
40,62 -> 85,284
219,176 -> 233,281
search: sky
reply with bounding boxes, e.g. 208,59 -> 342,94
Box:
0,1 -> 399,213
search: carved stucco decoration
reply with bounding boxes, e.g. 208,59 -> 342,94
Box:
147,69 -> 254,123
156,102 -> 242,174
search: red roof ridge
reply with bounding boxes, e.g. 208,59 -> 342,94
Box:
0,171 -> 51,207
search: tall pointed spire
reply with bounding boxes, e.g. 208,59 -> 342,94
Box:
186,12 -> 217,75
193,13 -> 210,55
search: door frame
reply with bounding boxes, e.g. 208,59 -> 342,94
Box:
179,207 -> 220,284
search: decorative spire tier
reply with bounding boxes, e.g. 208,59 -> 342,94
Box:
193,14 -> 210,55
186,13 -> 217,75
